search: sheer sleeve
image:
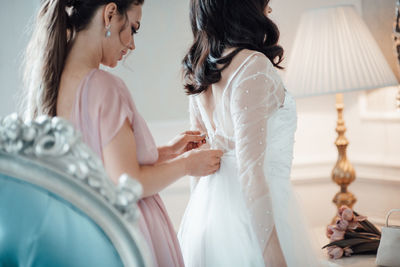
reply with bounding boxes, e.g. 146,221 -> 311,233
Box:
189,96 -> 206,134
188,96 -> 207,192
230,53 -> 285,252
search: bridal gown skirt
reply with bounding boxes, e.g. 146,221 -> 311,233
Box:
178,151 -> 265,267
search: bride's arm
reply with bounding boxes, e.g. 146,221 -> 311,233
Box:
231,53 -> 284,250
188,96 -> 208,192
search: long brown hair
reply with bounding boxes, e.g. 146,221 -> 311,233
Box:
183,0 -> 284,95
21,0 -> 143,120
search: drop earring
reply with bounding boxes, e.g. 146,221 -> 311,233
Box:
105,24 -> 111,38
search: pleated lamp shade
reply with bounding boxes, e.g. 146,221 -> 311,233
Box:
285,5 -> 398,98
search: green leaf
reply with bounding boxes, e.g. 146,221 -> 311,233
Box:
358,221 -> 374,234
351,240 -> 380,254
345,231 -> 380,240
363,220 -> 381,235
353,211 -> 381,235
322,238 -> 368,249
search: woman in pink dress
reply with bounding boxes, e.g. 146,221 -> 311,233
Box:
21,0 -> 223,266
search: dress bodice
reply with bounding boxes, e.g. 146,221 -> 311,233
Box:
70,69 -> 158,165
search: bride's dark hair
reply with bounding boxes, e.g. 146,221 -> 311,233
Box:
183,0 -> 284,95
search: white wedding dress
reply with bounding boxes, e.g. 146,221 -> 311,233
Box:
178,50 -> 322,267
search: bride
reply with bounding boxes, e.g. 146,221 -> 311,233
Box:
178,0 -> 322,266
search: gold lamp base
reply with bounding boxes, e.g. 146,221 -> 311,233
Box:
331,94 -> 356,224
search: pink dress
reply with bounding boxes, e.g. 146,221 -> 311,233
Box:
70,69 -> 185,267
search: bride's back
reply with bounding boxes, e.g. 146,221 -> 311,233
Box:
195,49 -> 286,151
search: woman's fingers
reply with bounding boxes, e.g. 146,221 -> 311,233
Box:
210,149 -> 223,158
208,163 -> 220,174
184,130 -> 201,135
186,148 -> 223,176
184,133 -> 207,143
183,134 -> 207,152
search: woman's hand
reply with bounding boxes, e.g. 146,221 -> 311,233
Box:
158,131 -> 207,162
103,120 -> 220,197
170,131 -> 207,153
182,148 -> 223,176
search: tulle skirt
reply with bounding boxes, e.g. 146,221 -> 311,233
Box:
178,152 -> 265,267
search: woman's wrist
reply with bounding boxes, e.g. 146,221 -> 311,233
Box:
157,145 -> 174,162
177,151 -> 190,176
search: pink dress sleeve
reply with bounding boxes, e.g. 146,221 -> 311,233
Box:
74,69 -> 135,160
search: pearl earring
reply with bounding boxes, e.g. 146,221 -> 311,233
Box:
105,24 -> 111,38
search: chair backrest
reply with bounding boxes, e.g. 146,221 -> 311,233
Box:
0,114 -> 152,267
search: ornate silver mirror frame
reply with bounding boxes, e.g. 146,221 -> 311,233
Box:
0,114 -> 152,267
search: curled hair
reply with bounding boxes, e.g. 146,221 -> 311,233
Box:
183,0 -> 284,95
22,0 -> 144,120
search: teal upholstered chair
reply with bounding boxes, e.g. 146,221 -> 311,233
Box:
0,114 -> 152,267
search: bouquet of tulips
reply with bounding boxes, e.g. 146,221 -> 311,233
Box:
323,205 -> 381,259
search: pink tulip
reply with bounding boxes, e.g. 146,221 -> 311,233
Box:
330,228 -> 345,241
338,205 -> 349,217
344,247 -> 353,257
336,219 -> 349,231
326,225 -> 335,238
348,214 -> 367,229
328,246 -> 344,259
347,221 -> 359,230
341,208 -> 354,221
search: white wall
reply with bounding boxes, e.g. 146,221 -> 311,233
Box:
0,1 -> 38,116
107,0 -> 193,121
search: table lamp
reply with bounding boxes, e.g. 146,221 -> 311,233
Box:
285,5 -> 398,216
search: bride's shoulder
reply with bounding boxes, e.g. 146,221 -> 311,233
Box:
235,49 -> 264,58
227,50 -> 275,83
236,49 -> 271,63
231,49 -> 274,75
